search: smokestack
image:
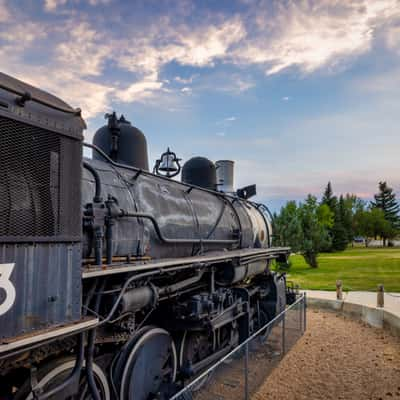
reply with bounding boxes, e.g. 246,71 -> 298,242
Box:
216,160 -> 234,193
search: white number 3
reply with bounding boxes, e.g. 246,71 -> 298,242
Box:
0,263 -> 16,316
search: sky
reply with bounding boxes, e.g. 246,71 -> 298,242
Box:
1,0 -> 400,211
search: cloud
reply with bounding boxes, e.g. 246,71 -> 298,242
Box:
282,96 -> 290,101
216,116 -> 238,128
116,16 -> 246,88
117,79 -> 163,102
216,131 -> 226,137
0,0 -> 10,21
44,0 -> 67,12
55,22 -> 109,77
2,0 -> 400,121
233,0 -> 400,75
180,86 -> 192,94
385,24 -> 400,53
173,17 -> 246,67
44,0 -> 111,12
234,77 -> 255,92
174,74 -> 198,84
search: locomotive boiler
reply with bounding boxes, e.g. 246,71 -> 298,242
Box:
0,72 -> 291,400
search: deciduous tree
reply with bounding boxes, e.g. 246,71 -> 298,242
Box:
299,196 -> 333,268
272,201 -> 303,251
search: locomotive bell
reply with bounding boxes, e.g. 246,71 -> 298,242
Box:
159,148 -> 179,172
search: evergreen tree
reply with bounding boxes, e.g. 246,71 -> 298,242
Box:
273,197 -> 333,268
371,181 -> 400,245
343,194 -> 361,243
340,195 -> 354,243
320,182 -> 337,251
321,182 -> 337,211
331,196 -> 349,251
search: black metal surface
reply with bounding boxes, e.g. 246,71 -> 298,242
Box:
0,115 -> 81,241
82,157 -> 253,259
0,243 -> 82,340
119,211 -> 239,245
114,326 -> 177,400
0,72 -> 81,115
93,113 -> 149,171
0,76 -> 84,341
35,333 -> 85,400
0,73 -> 294,400
181,157 -> 217,191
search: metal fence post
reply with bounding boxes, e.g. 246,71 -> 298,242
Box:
282,309 -> 286,357
303,292 -> 307,333
244,342 -> 249,400
299,295 -> 303,333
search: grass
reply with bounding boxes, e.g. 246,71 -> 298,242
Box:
283,247 -> 400,292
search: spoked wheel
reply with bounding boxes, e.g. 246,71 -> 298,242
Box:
16,357 -> 110,400
178,331 -> 214,391
249,309 -> 271,353
256,309 -> 271,339
114,326 -> 177,400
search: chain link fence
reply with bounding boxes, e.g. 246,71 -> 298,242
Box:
170,293 -> 306,400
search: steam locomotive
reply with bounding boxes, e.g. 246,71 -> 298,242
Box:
0,73 -> 291,399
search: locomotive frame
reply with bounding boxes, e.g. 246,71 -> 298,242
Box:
0,72 -> 291,400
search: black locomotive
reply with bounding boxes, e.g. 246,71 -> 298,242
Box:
0,73 -> 291,399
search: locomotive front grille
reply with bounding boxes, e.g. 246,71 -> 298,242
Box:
0,115 -> 81,241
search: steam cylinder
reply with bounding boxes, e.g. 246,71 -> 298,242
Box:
93,115 -> 149,171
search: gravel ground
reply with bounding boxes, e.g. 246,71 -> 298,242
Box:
253,309 -> 400,400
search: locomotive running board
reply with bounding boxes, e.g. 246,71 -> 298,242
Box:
82,247 -> 290,279
0,317 -> 98,359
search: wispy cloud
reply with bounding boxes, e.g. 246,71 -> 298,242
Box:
1,0 -> 400,120
0,0 -> 10,21
234,0 -> 400,75
174,74 -> 198,84
44,0 -> 111,12
180,87 -> 192,94
385,24 -> 400,54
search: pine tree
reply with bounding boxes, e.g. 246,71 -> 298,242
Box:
371,182 -> 400,226
371,181 -> 400,245
321,182 -> 337,211
332,196 -> 349,251
321,182 -> 337,251
341,195 -> 354,243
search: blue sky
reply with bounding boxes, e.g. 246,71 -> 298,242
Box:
1,0 -> 400,210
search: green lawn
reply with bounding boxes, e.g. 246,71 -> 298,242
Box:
284,247 -> 400,292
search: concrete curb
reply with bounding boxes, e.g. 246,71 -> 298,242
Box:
307,296 -> 400,337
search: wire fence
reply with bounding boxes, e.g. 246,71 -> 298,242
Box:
169,293 -> 306,400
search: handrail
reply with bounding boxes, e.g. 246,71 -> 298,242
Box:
118,210 -> 239,245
